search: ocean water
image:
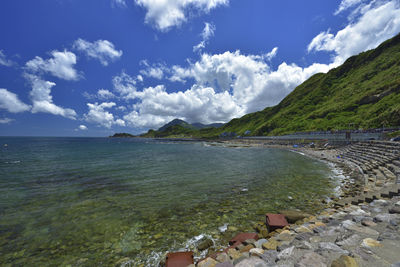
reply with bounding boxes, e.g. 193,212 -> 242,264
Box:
0,137 -> 339,266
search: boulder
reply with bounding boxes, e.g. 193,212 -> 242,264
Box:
279,210 -> 311,223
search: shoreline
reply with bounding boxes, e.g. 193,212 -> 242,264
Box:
175,139 -> 400,267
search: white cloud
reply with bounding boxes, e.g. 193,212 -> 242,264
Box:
83,89 -> 116,100
25,50 -> 80,81
134,0 -> 229,31
112,0 -> 127,7
0,88 -> 31,113
25,74 -> 77,119
84,102 -> 125,128
120,51 -> 333,129
73,39 -> 123,66
0,118 -> 14,124
79,124 -> 88,130
97,89 -> 116,99
334,0 -> 364,15
309,0 -> 400,65
0,50 -> 14,67
112,71 -> 138,99
193,22 -> 216,53
264,47 -> 278,61
139,60 -> 165,79
121,0 -> 400,131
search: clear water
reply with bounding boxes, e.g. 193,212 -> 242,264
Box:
0,137 -> 337,266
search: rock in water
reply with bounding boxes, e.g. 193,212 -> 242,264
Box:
198,238 -> 213,251
279,210 -> 311,223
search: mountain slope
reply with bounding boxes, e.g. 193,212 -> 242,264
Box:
215,33 -> 400,136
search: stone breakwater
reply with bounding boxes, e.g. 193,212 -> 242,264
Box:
193,196 -> 400,267
181,140 -> 400,267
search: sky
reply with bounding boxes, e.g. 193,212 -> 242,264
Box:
0,0 -> 400,136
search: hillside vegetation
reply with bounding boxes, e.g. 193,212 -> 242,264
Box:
143,33 -> 400,138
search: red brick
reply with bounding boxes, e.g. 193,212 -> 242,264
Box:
266,213 -> 289,231
165,251 -> 194,267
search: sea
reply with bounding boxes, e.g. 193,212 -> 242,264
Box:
0,137 -> 343,266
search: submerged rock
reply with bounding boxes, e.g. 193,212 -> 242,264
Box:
280,210 -> 311,223
198,238 -> 213,251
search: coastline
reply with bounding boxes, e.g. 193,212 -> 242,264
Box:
174,139 -> 400,267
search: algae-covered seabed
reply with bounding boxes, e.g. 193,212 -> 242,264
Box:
0,137 -> 339,266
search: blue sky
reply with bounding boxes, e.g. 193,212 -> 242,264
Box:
0,0 -> 400,136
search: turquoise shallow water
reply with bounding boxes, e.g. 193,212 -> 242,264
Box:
0,137 -> 338,266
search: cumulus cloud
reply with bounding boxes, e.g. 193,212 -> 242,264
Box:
0,50 -> 14,67
308,0 -> 400,65
118,0 -> 400,131
25,50 -> 80,81
0,118 -> 14,124
83,89 -> 116,100
334,0 -> 364,15
84,102 -> 125,128
79,124 -> 88,130
25,74 -> 77,119
139,60 -> 166,79
134,0 -> 229,31
73,39 -> 123,66
117,51 -> 333,129
0,88 -> 31,113
193,22 -> 216,53
112,71 -> 140,99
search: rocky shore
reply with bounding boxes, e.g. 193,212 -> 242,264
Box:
177,140 -> 400,267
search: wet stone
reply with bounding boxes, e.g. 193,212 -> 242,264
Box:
198,238 -> 214,251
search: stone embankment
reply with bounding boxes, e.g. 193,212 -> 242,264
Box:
335,141 -> 400,207
193,196 -> 400,267
185,140 -> 400,267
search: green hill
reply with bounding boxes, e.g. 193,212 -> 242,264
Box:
143,33 -> 400,138
219,33 -> 400,136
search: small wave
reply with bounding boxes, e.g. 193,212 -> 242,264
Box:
5,160 -> 21,164
218,223 -> 228,232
